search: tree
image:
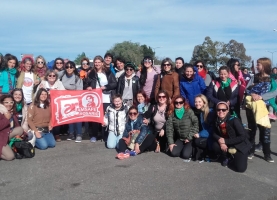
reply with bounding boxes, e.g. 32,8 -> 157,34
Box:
74,52 -> 86,64
106,41 -> 158,65
190,37 -> 251,70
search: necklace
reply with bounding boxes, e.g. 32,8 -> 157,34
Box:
157,105 -> 166,116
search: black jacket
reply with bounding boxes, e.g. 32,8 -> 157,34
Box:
116,74 -> 140,100
213,115 -> 251,154
89,69 -> 117,92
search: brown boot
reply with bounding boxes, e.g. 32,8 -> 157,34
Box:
55,135 -> 61,142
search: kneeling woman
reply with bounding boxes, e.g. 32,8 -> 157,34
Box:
28,88 -> 56,150
213,102 -> 251,173
166,96 -> 199,160
116,106 -> 157,159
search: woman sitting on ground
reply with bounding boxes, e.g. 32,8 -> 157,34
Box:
28,88 -> 56,150
213,102 -> 251,173
116,106 -> 157,160
0,95 -> 24,160
134,90 -> 150,114
166,96 -> 198,161
104,94 -> 128,149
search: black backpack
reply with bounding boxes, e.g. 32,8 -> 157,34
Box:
13,141 -> 35,159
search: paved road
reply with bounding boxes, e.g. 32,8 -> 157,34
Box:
1,112 -> 277,200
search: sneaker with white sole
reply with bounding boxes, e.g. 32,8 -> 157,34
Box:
248,153 -> 254,160
67,134 -> 75,141
90,137 -> 97,143
75,135 -> 82,143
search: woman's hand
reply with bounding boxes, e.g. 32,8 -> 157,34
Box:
220,143 -> 228,152
100,86 -> 106,90
184,139 -> 189,143
3,112 -> 11,120
218,137 -> 225,144
35,131 -> 42,139
48,125 -> 52,131
194,133 -> 199,138
251,93 -> 262,101
87,87 -> 92,91
169,144 -> 176,152
134,143 -> 140,154
34,80 -> 40,85
143,118 -> 149,125
159,129 -> 164,137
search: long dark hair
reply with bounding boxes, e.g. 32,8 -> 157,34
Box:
52,57 -> 64,71
227,58 -> 240,80
34,88 -> 50,109
11,88 -> 25,105
139,56 -> 153,86
133,89 -> 150,106
65,61 -> 79,76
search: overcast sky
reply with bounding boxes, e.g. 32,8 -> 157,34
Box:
1,0 -> 277,66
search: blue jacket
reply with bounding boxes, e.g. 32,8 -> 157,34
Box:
109,63 -> 116,75
0,70 -> 17,94
197,110 -> 214,150
180,68 -> 206,107
122,114 -> 151,145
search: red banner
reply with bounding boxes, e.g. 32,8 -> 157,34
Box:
50,89 -> 104,127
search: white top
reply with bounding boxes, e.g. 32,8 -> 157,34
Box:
96,72 -> 110,103
22,72 -> 34,104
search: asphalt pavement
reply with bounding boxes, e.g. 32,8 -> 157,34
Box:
1,112 -> 277,200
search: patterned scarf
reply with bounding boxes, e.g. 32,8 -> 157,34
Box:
7,68 -> 17,92
37,67 -> 47,78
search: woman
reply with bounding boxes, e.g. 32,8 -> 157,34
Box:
28,88 -> 55,150
16,57 -> 40,105
175,57 -> 185,79
116,106 -> 157,159
194,60 -> 212,87
116,62 -> 140,107
114,57 -> 126,81
52,57 -> 64,73
0,54 -> 19,94
0,95 -> 24,160
166,96 -> 198,161
36,69 -> 65,93
78,57 -> 92,90
180,64 -> 206,108
60,61 -> 83,142
271,67 -> 277,80
88,55 -> 117,142
206,66 -> 238,113
104,94 -> 128,149
227,58 -> 246,119
246,58 -> 276,162
192,94 -> 213,162
137,56 -> 160,102
155,58 -> 180,101
144,90 -> 169,152
134,90 -> 150,114
213,102 -> 251,172
34,55 -> 48,81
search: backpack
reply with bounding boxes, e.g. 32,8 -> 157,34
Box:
9,136 -> 35,159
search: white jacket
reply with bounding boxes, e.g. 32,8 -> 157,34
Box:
104,104 -> 128,135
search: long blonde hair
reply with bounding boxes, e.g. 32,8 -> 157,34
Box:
195,94 -> 209,122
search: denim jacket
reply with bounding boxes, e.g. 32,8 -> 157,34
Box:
122,114 -> 150,145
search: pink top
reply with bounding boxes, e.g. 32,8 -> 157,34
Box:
229,70 -> 246,104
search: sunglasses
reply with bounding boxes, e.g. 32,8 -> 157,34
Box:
217,108 -> 228,112
163,64 -> 171,67
65,66 -> 74,69
82,63 -> 88,65
126,68 -> 134,71
56,62 -> 63,64
48,75 -> 56,77
37,61 -> 44,64
144,59 -> 152,63
129,112 -> 138,116
174,101 -> 184,105
158,95 -> 166,99
235,64 -> 241,66
3,101 -> 14,105
196,64 -> 203,68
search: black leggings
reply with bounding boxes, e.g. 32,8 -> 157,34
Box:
246,108 -> 271,155
192,138 -> 208,160
170,139 -> 192,159
213,142 -> 248,173
118,133 -> 157,153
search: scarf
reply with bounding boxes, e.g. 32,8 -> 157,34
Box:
175,107 -> 185,119
216,114 -> 230,139
220,78 -> 231,89
79,67 -> 91,80
16,103 -> 23,112
37,67 -> 46,78
198,69 -> 207,79
7,67 -> 17,75
7,68 -> 17,91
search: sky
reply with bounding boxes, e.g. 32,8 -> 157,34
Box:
1,0 -> 277,66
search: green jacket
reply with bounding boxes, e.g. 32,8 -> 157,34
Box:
166,108 -> 199,145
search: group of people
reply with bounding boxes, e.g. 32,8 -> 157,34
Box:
0,52 -> 276,173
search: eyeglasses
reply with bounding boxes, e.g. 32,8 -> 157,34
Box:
174,101 -> 184,105
48,75 -> 56,78
126,68 -> 133,71
129,112 -> 138,116
37,61 -> 44,64
144,59 -> 152,63
158,95 -> 166,99
65,66 -> 74,69
217,108 -> 228,112
163,64 -> 171,67
82,63 -> 88,65
56,62 -> 63,65
196,64 -> 203,68
3,101 -> 14,105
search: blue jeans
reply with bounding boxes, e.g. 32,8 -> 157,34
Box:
68,122 -> 82,135
35,132 -> 56,150
107,132 -> 123,149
